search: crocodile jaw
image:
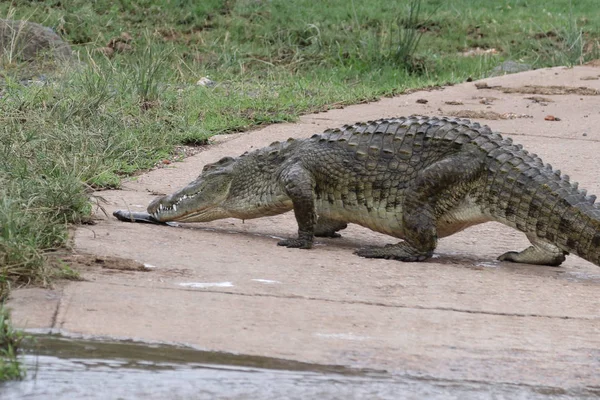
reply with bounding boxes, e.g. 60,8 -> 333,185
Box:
147,191 -> 232,222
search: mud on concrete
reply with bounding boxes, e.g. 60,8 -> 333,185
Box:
474,82 -> 600,95
60,254 -> 151,272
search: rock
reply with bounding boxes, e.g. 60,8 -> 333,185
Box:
196,76 -> 216,87
0,18 -> 72,61
489,61 -> 532,77
19,74 -> 48,87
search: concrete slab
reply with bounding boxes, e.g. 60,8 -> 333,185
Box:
7,66 -> 600,390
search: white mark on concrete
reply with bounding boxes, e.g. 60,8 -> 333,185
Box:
314,333 -> 372,341
143,263 -> 157,269
251,279 -> 281,284
178,282 -> 234,288
267,235 -> 286,240
476,261 -> 500,268
564,271 -> 600,281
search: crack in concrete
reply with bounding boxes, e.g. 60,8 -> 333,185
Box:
92,280 -> 598,321
50,291 -> 62,330
504,132 -> 599,142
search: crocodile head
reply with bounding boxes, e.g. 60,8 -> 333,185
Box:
148,156 -> 239,222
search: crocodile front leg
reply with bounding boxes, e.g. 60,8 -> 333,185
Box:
356,150 -> 485,262
277,164 -> 317,249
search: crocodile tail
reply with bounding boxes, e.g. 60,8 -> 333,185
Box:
485,148 -> 600,266
532,180 -> 600,266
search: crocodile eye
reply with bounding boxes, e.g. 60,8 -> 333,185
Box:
202,163 -> 216,172
203,157 -> 236,172
217,156 -> 235,165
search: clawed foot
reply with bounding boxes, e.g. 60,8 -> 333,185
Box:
497,247 -> 566,267
277,238 -> 313,249
497,251 -> 519,262
355,243 -> 432,262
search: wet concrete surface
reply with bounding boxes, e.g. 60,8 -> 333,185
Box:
3,335 -> 599,400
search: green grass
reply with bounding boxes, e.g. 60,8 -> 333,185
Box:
0,305 -> 25,381
0,1 -> 599,300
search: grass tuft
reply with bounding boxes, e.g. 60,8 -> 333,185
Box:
0,306 -> 25,382
131,41 -> 173,109
532,2 -> 599,66
387,0 -> 427,70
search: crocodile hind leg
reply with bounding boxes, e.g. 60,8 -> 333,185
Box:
498,235 -> 567,266
314,217 -> 348,238
356,150 -> 485,262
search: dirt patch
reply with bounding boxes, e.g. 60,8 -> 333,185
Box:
533,30 -> 558,40
445,110 -> 532,120
415,20 -> 441,34
153,145 -> 206,168
475,83 -> 600,95
585,59 -> 600,67
466,26 -> 485,39
461,47 -> 498,57
580,75 -> 600,81
95,32 -> 133,57
470,96 -> 498,105
525,96 -> 554,103
63,254 -> 151,272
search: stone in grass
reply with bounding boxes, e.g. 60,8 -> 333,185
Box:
0,19 -> 72,61
196,76 -> 216,87
489,60 -> 532,77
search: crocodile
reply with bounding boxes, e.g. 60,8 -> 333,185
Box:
114,116 -> 600,267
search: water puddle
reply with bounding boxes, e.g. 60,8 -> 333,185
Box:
2,335 -> 597,399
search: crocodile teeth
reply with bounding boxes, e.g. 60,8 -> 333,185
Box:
159,204 -> 164,211
173,205 -> 177,212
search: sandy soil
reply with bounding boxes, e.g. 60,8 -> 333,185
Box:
7,66 -> 600,390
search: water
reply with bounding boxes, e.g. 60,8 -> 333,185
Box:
2,335 -> 597,400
